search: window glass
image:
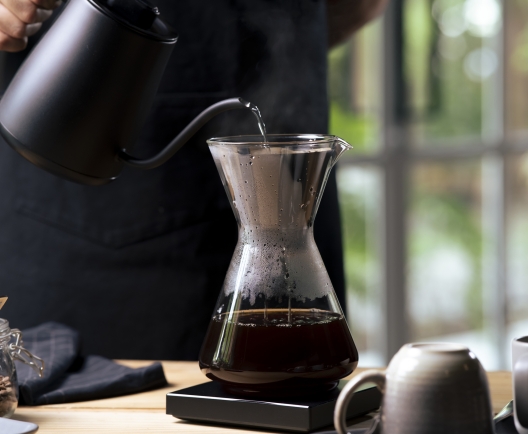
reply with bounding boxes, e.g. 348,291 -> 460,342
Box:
337,166 -> 384,367
505,1 -> 528,136
405,0 -> 502,144
506,154 -> 528,354
332,0 -> 522,370
328,21 -> 382,154
408,160 -> 494,366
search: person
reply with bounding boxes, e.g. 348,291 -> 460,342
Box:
0,0 -> 388,360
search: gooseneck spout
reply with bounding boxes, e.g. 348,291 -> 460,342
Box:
119,97 -> 256,170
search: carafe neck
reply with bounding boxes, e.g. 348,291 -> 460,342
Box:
238,226 -> 314,245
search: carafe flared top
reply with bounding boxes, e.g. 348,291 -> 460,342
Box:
207,134 -> 351,230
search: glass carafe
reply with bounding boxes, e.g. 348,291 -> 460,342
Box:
199,135 -> 358,397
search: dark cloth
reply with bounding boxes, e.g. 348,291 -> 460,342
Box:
495,416 -> 519,434
0,0 -> 346,360
15,322 -> 167,405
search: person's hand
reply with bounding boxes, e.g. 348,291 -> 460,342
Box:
0,0 -> 61,52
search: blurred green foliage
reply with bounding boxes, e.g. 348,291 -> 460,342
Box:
404,0 -> 483,139
337,170 -> 371,299
329,102 -> 375,152
511,0 -> 528,73
410,163 -> 484,334
327,42 -> 376,152
329,0 -> 495,340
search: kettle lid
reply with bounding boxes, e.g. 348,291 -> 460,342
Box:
90,0 -> 177,42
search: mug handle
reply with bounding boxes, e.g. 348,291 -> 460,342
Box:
514,354 -> 528,433
334,370 -> 386,434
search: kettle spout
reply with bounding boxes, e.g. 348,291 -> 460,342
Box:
332,137 -> 352,166
119,97 -> 255,170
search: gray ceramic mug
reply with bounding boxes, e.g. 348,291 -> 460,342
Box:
512,336 -> 528,434
334,343 -> 494,434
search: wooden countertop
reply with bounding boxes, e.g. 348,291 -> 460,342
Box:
11,361 -> 513,433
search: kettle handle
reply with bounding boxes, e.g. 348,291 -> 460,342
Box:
118,97 -> 251,170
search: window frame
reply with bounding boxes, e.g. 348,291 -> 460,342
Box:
338,0 -> 517,367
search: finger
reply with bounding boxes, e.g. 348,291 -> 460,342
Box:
0,3 -> 40,38
30,0 -> 61,9
0,0 -> 53,24
24,21 -> 42,36
0,30 -> 26,52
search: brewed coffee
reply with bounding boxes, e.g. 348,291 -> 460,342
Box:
199,308 -> 358,397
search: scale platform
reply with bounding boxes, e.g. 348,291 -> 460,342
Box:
166,380 -> 381,433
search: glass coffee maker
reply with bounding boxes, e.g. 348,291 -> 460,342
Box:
199,135 -> 358,397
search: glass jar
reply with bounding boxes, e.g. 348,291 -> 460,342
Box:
0,319 -> 44,418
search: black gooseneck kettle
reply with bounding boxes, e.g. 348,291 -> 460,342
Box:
0,0 -> 253,186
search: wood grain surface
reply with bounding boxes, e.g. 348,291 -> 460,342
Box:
11,361 -> 512,433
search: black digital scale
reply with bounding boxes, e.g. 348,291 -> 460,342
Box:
166,380 -> 381,433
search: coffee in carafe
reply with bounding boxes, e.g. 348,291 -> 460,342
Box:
199,134 -> 358,397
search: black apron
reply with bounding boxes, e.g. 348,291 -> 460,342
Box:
0,0 -> 345,360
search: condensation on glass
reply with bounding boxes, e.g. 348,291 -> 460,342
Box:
199,135 -> 359,397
